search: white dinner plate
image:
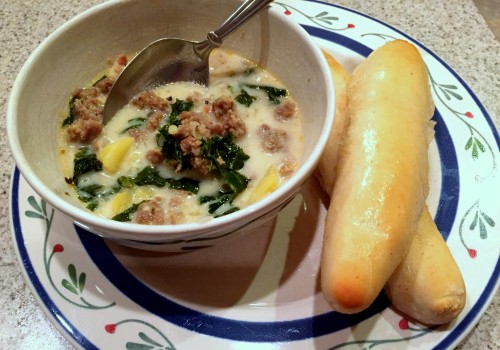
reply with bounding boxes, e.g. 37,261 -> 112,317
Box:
10,0 -> 499,349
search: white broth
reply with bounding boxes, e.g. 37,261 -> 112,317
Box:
59,49 -> 303,224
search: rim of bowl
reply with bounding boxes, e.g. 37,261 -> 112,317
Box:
7,0 -> 335,240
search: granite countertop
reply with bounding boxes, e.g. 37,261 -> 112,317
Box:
0,0 -> 498,348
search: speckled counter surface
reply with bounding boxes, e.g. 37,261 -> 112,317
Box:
0,0 -> 498,348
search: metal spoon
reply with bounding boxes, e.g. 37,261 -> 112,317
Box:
103,0 -> 274,123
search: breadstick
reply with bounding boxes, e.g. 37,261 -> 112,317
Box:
321,40 -> 434,314
314,50 -> 350,194
385,207 -> 466,324
317,51 -> 466,323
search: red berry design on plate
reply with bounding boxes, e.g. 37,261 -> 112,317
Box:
468,248 -> 477,258
465,111 -> 474,118
347,23 -> 355,29
105,323 -> 116,334
53,244 -> 64,253
399,318 -> 409,330
284,9 -> 291,15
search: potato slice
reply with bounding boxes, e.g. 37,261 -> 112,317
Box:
98,137 -> 134,173
111,190 -> 132,215
250,165 -> 280,203
134,187 -> 154,202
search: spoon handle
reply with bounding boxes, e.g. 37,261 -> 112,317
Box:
195,0 -> 274,59
214,0 -> 274,41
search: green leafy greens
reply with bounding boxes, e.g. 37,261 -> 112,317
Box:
235,89 -> 257,107
70,147 -> 119,211
112,201 -> 145,222
120,117 -> 147,134
72,147 -> 103,186
62,95 -> 78,127
199,187 -> 238,215
245,84 -> 288,104
75,184 -> 120,211
198,134 -> 250,215
118,166 -> 199,194
156,99 -> 194,171
158,98 -> 251,216
169,99 -> 194,124
111,165 -> 199,221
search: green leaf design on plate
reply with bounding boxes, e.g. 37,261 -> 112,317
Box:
28,195 -> 42,213
472,143 -> 479,159
126,342 -> 154,350
62,279 -> 78,295
25,211 -> 45,219
68,264 -> 77,286
479,217 -> 487,239
78,272 -> 86,293
41,199 -> 47,216
315,11 -> 338,20
111,319 -> 176,349
465,137 -> 486,160
480,211 -> 495,227
476,138 -> 486,152
26,195 -> 115,309
438,83 -> 463,101
445,89 -> 463,100
470,211 -> 479,230
465,137 -> 473,150
440,84 -> 458,89
458,200 -> 495,254
139,332 -> 163,347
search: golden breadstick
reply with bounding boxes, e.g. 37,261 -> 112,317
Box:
316,52 -> 466,324
321,40 -> 434,314
317,47 -> 465,323
314,50 -> 350,194
385,207 -> 466,324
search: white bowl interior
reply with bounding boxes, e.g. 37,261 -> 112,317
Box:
9,0 -> 333,240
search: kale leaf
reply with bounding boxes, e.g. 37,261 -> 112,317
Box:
76,184 -> 102,203
75,182 -> 120,211
199,187 -> 241,216
235,89 -> 257,107
117,176 -> 135,189
156,98 -> 194,171
154,99 -> 251,218
112,201 -> 145,222
245,84 -> 288,104
199,187 -> 234,214
72,147 -> 103,186
165,177 -> 200,194
200,134 -> 249,193
132,166 -> 167,187
156,128 -> 192,172
169,99 -> 194,125
117,166 -> 199,194
62,95 -> 78,127
199,134 -> 250,216
120,117 -> 147,134
214,206 -> 240,218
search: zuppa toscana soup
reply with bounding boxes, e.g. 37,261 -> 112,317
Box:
59,49 -> 303,224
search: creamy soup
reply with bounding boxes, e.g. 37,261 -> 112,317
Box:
59,49 -> 303,224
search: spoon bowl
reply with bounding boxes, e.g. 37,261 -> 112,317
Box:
103,0 -> 273,123
103,39 -> 210,121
